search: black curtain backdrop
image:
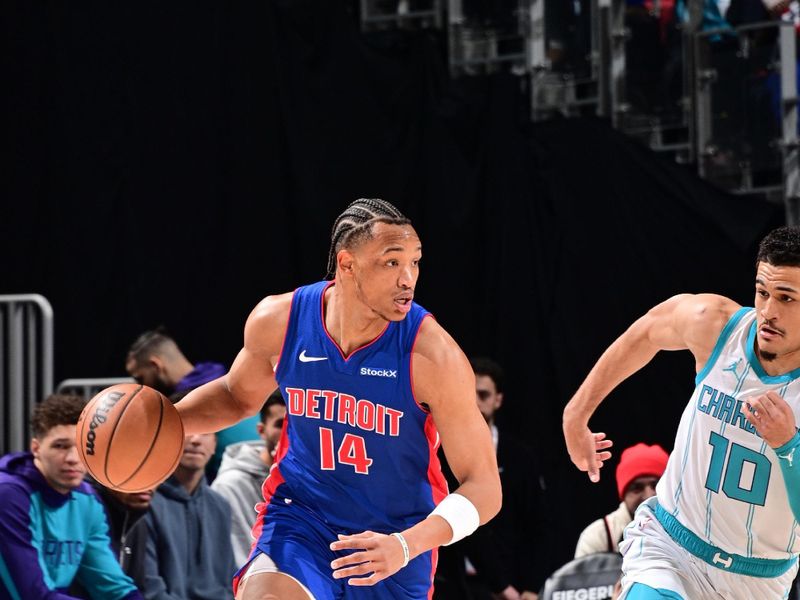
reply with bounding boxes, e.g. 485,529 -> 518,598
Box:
2,0 -> 784,571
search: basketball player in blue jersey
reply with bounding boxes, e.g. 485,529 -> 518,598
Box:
563,225 -> 800,600
174,199 -> 502,600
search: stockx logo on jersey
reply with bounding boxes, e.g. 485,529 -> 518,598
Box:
360,366 -> 397,378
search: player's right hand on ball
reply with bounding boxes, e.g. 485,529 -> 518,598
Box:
563,421 -> 613,482
330,531 -> 407,586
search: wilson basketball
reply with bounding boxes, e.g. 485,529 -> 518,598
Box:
76,383 -> 185,492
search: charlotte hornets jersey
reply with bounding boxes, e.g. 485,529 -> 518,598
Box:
658,307 -> 800,560
261,281 -> 448,534
0,452 -> 140,600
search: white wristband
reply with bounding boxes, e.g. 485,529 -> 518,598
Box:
390,532 -> 410,567
429,493 -> 480,545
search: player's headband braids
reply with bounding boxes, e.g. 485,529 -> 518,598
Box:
326,199 -> 411,279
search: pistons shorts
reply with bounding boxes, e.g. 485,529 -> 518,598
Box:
233,493 -> 436,600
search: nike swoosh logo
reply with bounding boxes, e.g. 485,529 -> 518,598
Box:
299,350 -> 327,363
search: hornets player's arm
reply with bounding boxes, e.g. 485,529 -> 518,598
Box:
330,317 -> 501,586
745,390 -> 800,521
176,293 -> 293,436
563,293 -> 741,482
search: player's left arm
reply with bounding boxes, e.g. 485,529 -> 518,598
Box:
745,391 -> 800,520
411,317 -> 502,530
330,317 -> 501,586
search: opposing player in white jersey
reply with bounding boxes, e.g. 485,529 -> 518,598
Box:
563,225 -> 800,599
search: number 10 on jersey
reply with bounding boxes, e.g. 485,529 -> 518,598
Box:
705,431 -> 771,506
320,427 -> 374,474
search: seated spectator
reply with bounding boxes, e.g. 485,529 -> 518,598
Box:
0,394 -> 142,600
142,432 -> 236,599
94,486 -> 153,585
574,443 -> 668,558
126,329 -> 258,477
211,388 -> 286,566
70,485 -> 152,597
436,358 -> 548,600
125,329 -> 225,396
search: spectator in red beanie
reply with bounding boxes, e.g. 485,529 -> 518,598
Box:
574,443 -> 669,558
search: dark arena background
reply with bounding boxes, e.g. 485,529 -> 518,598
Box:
1,0 -> 789,590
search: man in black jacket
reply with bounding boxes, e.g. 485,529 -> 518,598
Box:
70,484 -> 151,598
95,486 -> 152,585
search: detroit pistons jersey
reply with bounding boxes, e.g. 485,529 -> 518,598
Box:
658,307 -> 800,560
261,280 -> 448,534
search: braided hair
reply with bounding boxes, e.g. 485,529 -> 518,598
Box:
326,199 -> 411,279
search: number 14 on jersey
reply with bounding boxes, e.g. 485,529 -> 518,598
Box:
320,427 -> 374,474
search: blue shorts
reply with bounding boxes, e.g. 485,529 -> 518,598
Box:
237,495 -> 436,600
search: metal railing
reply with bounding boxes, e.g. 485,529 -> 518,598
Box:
56,377 -> 135,400
440,0 -> 800,211
448,0 -> 528,76
695,21 -> 798,219
599,0 -> 696,159
518,0 -> 799,220
1,294 -> 54,454
530,0 -> 611,120
360,0 -> 442,31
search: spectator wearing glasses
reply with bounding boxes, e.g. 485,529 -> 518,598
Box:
574,443 -> 668,558
211,389 -> 287,566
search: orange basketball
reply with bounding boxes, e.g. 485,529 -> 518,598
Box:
76,383 -> 185,492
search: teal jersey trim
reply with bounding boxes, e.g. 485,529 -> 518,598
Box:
654,502 -> 797,577
774,431 -> 800,455
746,321 -> 800,384
626,582 -> 685,600
775,431 -> 800,525
695,307 -> 751,386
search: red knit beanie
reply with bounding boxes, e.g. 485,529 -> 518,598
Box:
615,443 -> 669,499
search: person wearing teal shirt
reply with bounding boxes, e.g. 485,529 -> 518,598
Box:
0,394 -> 142,600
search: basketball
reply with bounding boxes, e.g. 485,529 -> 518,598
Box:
75,383 -> 185,493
